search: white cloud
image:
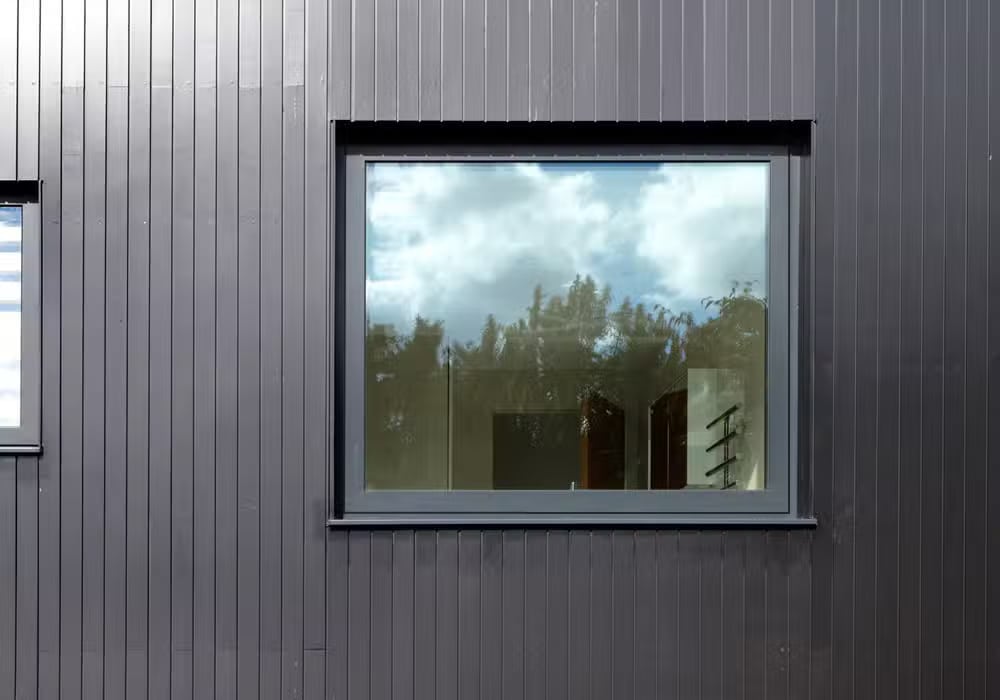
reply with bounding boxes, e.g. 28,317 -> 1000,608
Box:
633,163 -> 768,305
365,161 -> 768,343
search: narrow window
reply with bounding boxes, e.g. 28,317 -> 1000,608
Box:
0,186 -> 41,452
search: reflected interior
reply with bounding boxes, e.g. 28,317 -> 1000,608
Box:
365,161 -> 768,491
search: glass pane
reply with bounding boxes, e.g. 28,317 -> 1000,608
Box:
0,206 -> 21,428
365,161 -> 768,491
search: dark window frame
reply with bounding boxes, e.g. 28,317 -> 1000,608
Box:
337,144 -> 804,523
0,198 -> 41,452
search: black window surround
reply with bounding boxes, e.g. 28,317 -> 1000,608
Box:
0,188 -> 41,454
333,134 -> 812,527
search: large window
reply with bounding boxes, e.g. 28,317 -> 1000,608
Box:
341,149 -> 796,519
0,198 -> 40,451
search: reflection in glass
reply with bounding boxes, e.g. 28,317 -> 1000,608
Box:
0,206 -> 21,427
365,161 -> 768,491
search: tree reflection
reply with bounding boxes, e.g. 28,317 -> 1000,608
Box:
366,275 -> 766,490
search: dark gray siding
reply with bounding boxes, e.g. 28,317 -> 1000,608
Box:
1,0 -> 998,699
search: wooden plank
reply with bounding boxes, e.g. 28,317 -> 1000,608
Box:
260,0 -> 284,692
303,650 -> 326,700
215,0 -> 241,694
703,0 -> 726,120
191,0 -> 219,692
281,0 -> 306,691
375,0 -> 398,119
124,0 -> 152,693
792,0 -> 815,118
637,0 -> 660,121
147,0 -> 175,690
571,0 -> 594,120
440,0 -> 462,119
15,456 -> 39,700
412,531 -> 437,700
682,0 -> 704,119
397,0 -> 419,119
853,0 -> 880,695
941,0 -> 969,696
59,0 -> 86,691
769,0 -> 792,119
0,458 -> 14,696
747,0 -> 769,118
920,3 -> 947,700
520,530 -> 551,700
303,0 -> 329,656
765,532 -> 789,700
808,0 -> 837,694
726,0 -> 749,119
787,533 -> 811,700
485,0 -> 506,120
551,0 -> 573,120
616,0 -> 638,120
370,531 -> 393,700
435,531 -> 458,700
633,531 -> 656,698
656,532 -> 679,698
744,532 -> 767,700
507,0 -> 529,120
353,0 -> 375,119
463,0 -> 485,120
874,3 -> 902,699
457,532 -> 481,700
171,0 -> 197,697
392,532 -> 415,700
16,0 -> 40,178
480,531 -> 502,700
544,531 -> 568,700
592,0 -> 614,121
0,0 -> 16,177
991,0 -> 1000,696
589,531 -> 612,699
611,532 -> 635,700
104,0 -> 131,695
329,0 -> 352,118
236,0 -> 263,693
326,532 -> 349,700
567,532 -> 590,700
720,532 -> 746,699
895,0 -> 924,697
418,0 -> 442,120
964,2 -> 991,699
677,532 -> 700,700
81,0 -> 108,694
660,0 -> 682,119
347,532 -> 371,700
699,532 -> 723,700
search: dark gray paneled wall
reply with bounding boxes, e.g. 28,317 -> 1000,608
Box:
1,1 -> 998,699
327,0 -> 814,121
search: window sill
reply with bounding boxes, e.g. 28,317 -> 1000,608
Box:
327,515 -> 818,530
0,444 -> 42,456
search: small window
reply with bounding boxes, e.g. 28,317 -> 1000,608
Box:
340,148 -> 796,520
0,193 -> 40,451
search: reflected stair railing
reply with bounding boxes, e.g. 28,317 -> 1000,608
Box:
705,404 -> 739,489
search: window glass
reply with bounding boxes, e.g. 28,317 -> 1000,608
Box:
0,206 -> 21,428
365,161 -> 768,492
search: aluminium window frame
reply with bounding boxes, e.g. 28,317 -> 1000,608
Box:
339,145 -> 798,522
0,199 -> 41,452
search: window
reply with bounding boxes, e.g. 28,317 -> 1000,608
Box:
0,195 -> 40,451
341,148 -> 796,520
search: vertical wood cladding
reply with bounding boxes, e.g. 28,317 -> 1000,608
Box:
1,0 -> 998,698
